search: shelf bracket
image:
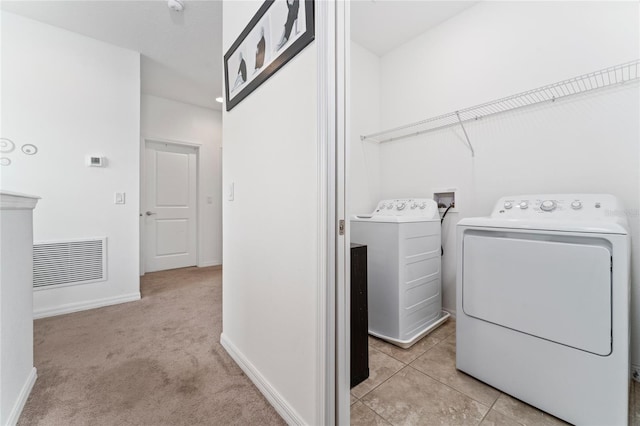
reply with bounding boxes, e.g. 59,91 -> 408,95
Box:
455,111 -> 475,157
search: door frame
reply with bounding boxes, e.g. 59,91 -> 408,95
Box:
140,137 -> 202,276
317,0 -> 350,424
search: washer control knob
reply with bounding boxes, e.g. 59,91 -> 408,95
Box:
397,202 -> 406,211
571,201 -> 582,210
504,201 -> 513,209
410,202 -> 418,209
419,202 -> 427,209
519,201 -> 528,209
540,200 -> 557,212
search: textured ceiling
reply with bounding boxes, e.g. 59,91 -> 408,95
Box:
1,0 -> 223,110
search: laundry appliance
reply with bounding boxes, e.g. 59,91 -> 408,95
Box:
351,198 -> 449,348
457,194 -> 630,425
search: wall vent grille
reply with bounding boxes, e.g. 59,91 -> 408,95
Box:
33,237 -> 107,289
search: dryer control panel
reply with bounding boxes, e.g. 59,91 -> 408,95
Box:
492,194 -> 624,221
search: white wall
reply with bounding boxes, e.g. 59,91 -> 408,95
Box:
1,12 -> 141,317
140,95 -> 223,268
349,42 -> 381,215
359,2 -> 640,362
221,1 -> 320,424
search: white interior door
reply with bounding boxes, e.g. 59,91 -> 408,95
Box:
145,141 -> 197,272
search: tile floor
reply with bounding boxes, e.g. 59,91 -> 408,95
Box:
351,319 -> 640,426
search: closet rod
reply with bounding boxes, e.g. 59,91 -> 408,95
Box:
361,59 -> 640,147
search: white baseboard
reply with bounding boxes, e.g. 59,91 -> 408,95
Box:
33,292 -> 141,319
198,259 -> 222,268
6,367 -> 37,426
220,333 -> 305,425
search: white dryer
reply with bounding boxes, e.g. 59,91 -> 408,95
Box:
457,194 -> 630,425
352,199 -> 449,348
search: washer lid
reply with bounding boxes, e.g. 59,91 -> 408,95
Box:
351,198 -> 440,223
458,194 -> 629,235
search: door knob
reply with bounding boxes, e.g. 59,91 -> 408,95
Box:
145,211 -> 156,216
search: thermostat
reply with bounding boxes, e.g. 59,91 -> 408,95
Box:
87,156 -> 105,167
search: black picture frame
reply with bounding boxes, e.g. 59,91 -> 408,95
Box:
223,0 -> 315,112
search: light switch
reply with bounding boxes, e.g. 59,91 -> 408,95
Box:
115,192 -> 126,204
207,196 -> 213,204
227,183 -> 234,201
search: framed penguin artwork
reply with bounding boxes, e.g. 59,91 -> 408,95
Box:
223,0 -> 315,111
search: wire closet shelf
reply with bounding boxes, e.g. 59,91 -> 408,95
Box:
360,59 -> 640,155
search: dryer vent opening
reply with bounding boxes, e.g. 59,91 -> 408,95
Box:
33,237 -> 107,289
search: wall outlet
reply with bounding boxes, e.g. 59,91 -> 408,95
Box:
632,364 -> 640,382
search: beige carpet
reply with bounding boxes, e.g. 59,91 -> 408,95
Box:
19,267 -> 285,426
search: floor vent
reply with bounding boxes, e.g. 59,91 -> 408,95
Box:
33,237 -> 107,289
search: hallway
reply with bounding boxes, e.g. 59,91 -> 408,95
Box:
19,267 -> 284,425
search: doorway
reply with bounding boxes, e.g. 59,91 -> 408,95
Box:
143,140 -> 199,273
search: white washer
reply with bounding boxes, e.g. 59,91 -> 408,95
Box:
457,194 -> 630,425
352,198 -> 449,348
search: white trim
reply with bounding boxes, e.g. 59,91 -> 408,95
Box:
33,292 -> 140,319
220,334 -> 305,425
140,137 -> 146,276
198,259 -> 222,268
195,144 -> 204,268
144,136 -> 202,148
0,191 -> 40,210
443,308 -> 457,319
335,2 -> 351,424
5,367 -> 37,426
315,1 -> 332,424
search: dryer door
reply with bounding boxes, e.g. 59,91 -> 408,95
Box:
462,231 -> 612,356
